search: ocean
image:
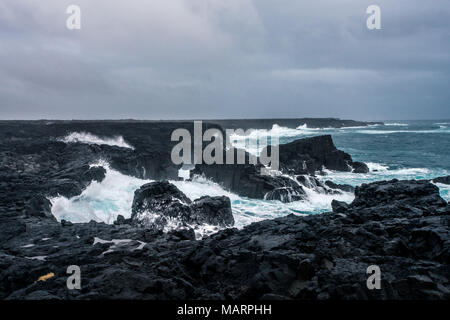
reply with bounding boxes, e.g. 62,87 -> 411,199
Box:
50,120 -> 450,237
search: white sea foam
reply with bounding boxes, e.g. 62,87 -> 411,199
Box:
434,183 -> 450,202
366,162 -> 389,172
321,164 -> 449,193
356,128 -> 450,134
50,163 -> 146,224
93,237 -> 146,254
339,124 -> 381,129
26,256 -> 47,261
49,159 -> 449,238
59,132 -> 134,149
229,123 -> 332,155
385,123 -> 408,126
50,159 -> 355,236
175,174 -> 354,228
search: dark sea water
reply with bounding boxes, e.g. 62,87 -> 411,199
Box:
233,119 -> 450,202
328,120 -> 450,173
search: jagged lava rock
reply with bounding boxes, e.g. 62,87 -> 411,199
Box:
331,199 -> 349,213
131,181 -> 234,228
432,175 -> 450,185
348,179 -> 449,219
352,161 -> 369,173
325,180 -> 355,193
1,178 -> 449,300
191,196 -> 234,226
263,135 -> 366,175
194,161 -> 307,202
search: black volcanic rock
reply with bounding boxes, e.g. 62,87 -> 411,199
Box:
193,135 -> 364,202
132,181 -> 192,213
352,161 -> 369,173
295,175 -> 344,195
25,195 -> 54,220
432,175 -> 450,185
264,186 -> 306,203
131,181 -> 234,229
331,199 -> 349,213
325,180 -> 355,193
0,121 -> 371,206
191,196 -> 234,226
81,166 -> 106,183
1,179 -> 448,300
2,120 -> 449,301
346,179 -> 449,219
264,135 -> 361,175
193,162 -> 309,202
131,181 -> 193,229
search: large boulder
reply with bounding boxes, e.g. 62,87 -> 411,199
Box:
191,196 -> 234,226
131,181 -> 192,229
432,176 -> 450,185
325,180 -> 355,193
191,135 -> 367,202
193,160 -> 307,202
264,186 -> 306,203
81,166 -> 106,183
263,135 -> 368,175
275,135 -> 352,174
131,181 -> 234,229
333,179 -> 450,219
25,195 -> 55,220
295,175 -> 341,194
331,199 -> 349,213
352,161 -> 369,173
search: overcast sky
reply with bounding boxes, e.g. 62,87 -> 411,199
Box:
0,0 -> 449,120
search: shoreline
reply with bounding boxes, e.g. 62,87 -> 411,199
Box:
0,119 -> 449,300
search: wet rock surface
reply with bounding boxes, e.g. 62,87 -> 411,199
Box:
193,135 -> 366,202
263,135 -> 368,175
432,175 -> 450,185
325,181 -> 355,193
352,161 -> 369,173
0,120 -> 365,205
1,120 -> 448,300
131,181 -> 234,229
1,178 -> 448,300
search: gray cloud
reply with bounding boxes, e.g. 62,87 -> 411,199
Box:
0,0 -> 449,120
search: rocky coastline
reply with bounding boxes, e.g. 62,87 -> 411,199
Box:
0,120 -> 449,300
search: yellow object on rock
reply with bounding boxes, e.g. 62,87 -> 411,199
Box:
36,272 -> 55,283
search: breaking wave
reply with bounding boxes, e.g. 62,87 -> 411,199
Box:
50,162 -> 144,224
50,120 -> 450,238
59,132 -> 134,149
321,163 -> 450,201
434,183 -> 450,202
384,123 -> 408,126
49,161 -> 355,237
355,128 -> 450,134
229,123 -> 334,155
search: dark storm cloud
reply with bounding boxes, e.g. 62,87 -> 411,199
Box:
0,0 -> 449,120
